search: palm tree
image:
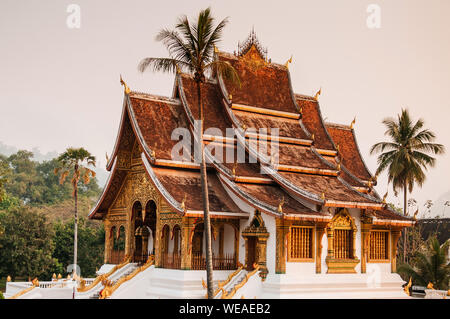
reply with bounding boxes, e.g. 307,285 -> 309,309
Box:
138,7 -> 240,299
397,237 -> 450,290
370,109 -> 445,261
55,147 -> 96,279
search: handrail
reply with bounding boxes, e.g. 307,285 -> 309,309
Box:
8,285 -> 36,299
221,265 -> 260,299
99,255 -> 154,299
204,264 -> 244,299
78,257 -> 130,292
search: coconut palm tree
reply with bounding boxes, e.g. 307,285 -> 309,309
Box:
370,109 -> 445,261
397,237 -> 450,290
55,147 -> 96,279
138,7 -> 240,298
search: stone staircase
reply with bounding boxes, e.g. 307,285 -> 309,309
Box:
77,263 -> 139,299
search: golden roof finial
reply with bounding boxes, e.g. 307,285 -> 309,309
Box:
277,196 -> 285,213
311,133 -> 315,141
382,191 -> 388,203
337,163 -> 341,171
232,162 -> 238,177
350,116 -> 356,129
7,275 -> 11,282
314,88 -> 322,101
284,55 -> 293,68
427,282 -> 434,289
321,192 -> 325,200
52,273 -> 56,280
150,149 -> 156,158
404,277 -> 412,296
214,45 -> 219,53
175,64 -> 181,74
120,74 -> 131,95
57,273 -> 62,279
181,193 -> 187,212
413,209 -> 419,220
228,93 -> 232,102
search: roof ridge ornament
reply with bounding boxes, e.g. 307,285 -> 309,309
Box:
284,55 -> 293,68
237,28 -> 268,61
350,117 -> 356,129
120,74 -> 131,95
314,88 -> 322,101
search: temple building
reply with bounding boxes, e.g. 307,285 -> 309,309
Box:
7,32 -> 414,299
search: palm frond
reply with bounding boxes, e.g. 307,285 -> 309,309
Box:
138,57 -> 190,74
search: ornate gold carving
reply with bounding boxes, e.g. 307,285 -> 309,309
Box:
120,74 -> 131,95
350,117 -> 356,129
314,88 -> 321,101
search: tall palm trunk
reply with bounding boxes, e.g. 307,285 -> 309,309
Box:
196,80 -> 214,298
403,184 -> 407,263
73,165 -> 79,280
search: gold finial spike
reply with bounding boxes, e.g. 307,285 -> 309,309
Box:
52,273 -> 56,280
413,209 -> 419,220
150,149 -> 156,158
321,192 -> 325,200
350,117 -> 356,129
228,93 -> 232,102
336,144 -> 340,153
427,282 -> 434,289
120,74 -> 131,95
175,64 -> 181,74
6,275 -> 11,282
404,277 -> 412,296
368,180 -> 373,188
201,278 -> 207,289
284,55 -> 293,68
57,274 -> 62,279
242,124 -> 247,130
214,45 -> 219,53
232,162 -> 238,177
337,163 -> 341,171
311,133 -> 315,141
382,191 -> 388,203
181,193 -> 187,212
277,196 -> 285,213
314,88 -> 322,101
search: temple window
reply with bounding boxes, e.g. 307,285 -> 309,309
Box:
325,208 -> 360,273
288,226 -> 314,261
368,230 -> 389,261
333,228 -> 353,259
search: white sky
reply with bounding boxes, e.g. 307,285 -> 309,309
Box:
0,0 -> 449,217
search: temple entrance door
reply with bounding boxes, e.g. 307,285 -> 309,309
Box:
246,237 -> 258,271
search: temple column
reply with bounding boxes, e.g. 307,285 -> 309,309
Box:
391,230 -> 401,273
257,235 -> 269,279
275,218 -> 288,274
104,220 -> 112,264
360,222 -> 372,273
315,226 -> 326,273
181,217 -> 192,270
326,226 -> 334,260
219,225 -> 224,258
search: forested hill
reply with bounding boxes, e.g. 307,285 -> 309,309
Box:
0,149 -> 105,282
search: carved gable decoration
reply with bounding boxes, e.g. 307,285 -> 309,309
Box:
330,208 -> 356,230
111,170 -> 159,211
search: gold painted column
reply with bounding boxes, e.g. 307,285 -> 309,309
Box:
325,226 -> 334,261
180,217 -> 192,270
257,235 -> 269,279
275,218 -> 288,274
104,221 -> 112,264
315,226 -> 326,274
360,222 -> 372,273
391,230 -> 401,273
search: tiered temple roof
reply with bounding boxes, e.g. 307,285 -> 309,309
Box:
90,32 -> 414,226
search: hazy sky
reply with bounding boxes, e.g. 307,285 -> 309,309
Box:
1,0 -> 449,217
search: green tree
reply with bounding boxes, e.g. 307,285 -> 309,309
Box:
397,236 -> 450,290
52,218 -> 104,278
370,109 -> 445,261
55,147 -> 96,279
0,207 -> 57,280
138,7 -> 240,298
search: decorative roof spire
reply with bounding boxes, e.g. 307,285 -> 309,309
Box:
237,28 -> 268,61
